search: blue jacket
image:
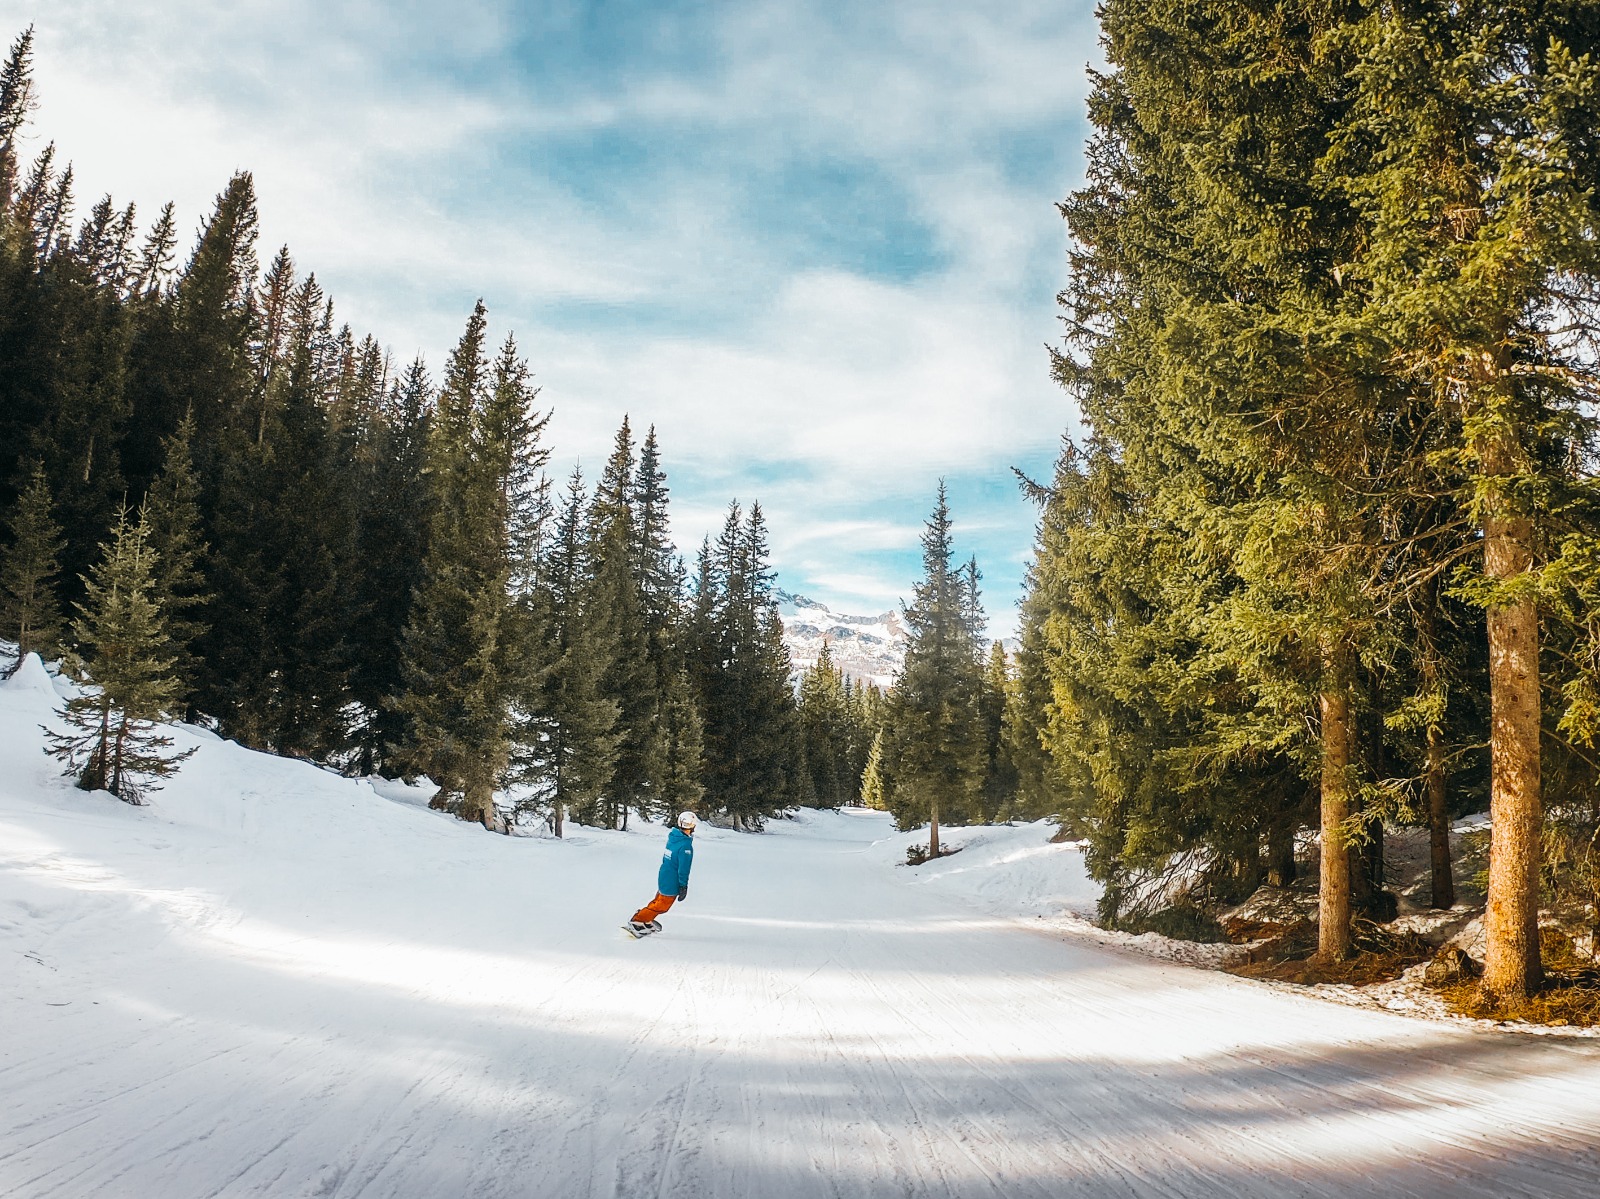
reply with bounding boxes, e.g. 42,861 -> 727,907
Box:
657,827 -> 694,895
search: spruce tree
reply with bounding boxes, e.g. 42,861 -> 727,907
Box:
633,430 -> 706,817
515,468 -> 620,836
657,662 -> 706,816
397,306 -> 547,829
860,728 -> 888,811
799,640 -> 852,808
44,508 -> 193,802
141,416 -> 209,706
1025,0 -> 1410,949
692,502 -> 801,828
1319,0 -> 1600,1000
0,462 -> 63,666
147,171 -> 257,464
978,641 -> 1018,822
350,357 -> 432,774
0,26 -> 36,216
129,202 -> 177,300
884,484 -> 984,855
583,418 -> 655,828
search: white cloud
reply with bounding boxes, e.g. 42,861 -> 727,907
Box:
2,0 -> 1094,624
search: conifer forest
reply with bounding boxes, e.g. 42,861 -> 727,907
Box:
0,27 -> 836,834
7,1 -> 1600,1025
0,25 -> 1015,842
1012,0 -> 1600,1009
10,6 -> 1600,1194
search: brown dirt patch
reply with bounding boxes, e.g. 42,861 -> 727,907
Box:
1436,929 -> 1600,1027
1226,920 -> 1431,985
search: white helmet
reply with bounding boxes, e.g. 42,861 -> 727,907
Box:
677,811 -> 699,830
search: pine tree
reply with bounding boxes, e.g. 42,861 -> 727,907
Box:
1318,0 -> 1600,1000
634,426 -> 677,643
141,416 -> 208,706
165,172 -> 258,456
583,418 -> 655,828
799,640 -> 853,808
350,357 -> 432,774
515,468 -> 620,836
632,431 -> 707,818
0,26 -> 36,217
129,202 -> 177,300
692,502 -> 801,828
0,461 -> 63,665
397,306 -> 548,829
883,484 -> 984,856
978,641 -> 1018,821
860,728 -> 888,811
44,508 -> 193,802
657,662 -> 706,816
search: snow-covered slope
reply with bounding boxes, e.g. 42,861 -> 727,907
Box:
778,589 -> 906,687
6,658 -> 1600,1197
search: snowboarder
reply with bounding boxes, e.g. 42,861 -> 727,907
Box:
624,811 -> 697,937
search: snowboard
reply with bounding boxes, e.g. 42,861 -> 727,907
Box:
622,922 -> 661,939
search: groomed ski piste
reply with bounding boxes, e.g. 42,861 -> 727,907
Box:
4,652 -> 1600,1198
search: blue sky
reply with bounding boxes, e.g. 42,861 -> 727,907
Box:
11,1 -> 1098,636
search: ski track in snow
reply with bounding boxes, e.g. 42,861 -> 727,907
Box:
3,668 -> 1600,1196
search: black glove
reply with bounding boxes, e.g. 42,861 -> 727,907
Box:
677,886 -> 688,901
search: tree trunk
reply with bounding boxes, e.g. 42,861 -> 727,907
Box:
1426,723 -> 1455,909
1348,801 -> 1374,916
929,797 -> 941,859
1417,577 -> 1456,910
462,776 -> 497,831
1235,837 -> 1263,899
1481,508 -> 1543,1001
552,802 -> 564,840
1316,680 -> 1354,963
1266,816 -> 1296,888
1350,811 -> 1384,914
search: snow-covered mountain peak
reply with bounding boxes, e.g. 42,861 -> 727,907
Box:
777,589 -> 905,689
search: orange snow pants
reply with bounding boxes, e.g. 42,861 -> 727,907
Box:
631,893 -> 677,923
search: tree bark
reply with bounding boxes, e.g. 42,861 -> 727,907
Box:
1348,802 -> 1374,916
1316,678 -> 1354,962
1426,723 -> 1455,909
1478,421 -> 1543,1002
929,797 -> 941,859
1481,528 -> 1543,998
1266,815 -> 1296,888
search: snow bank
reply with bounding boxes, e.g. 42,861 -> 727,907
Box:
853,814 -> 1284,967
8,678 -> 1600,1194
2,652 -> 56,698
815,811 -> 1103,918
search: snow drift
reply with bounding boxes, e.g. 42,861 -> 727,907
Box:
5,654 -> 1600,1198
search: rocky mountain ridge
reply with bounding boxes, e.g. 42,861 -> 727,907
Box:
777,590 -> 906,690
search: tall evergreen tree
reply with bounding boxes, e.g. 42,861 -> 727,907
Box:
0,26 -> 36,216
0,462 -> 64,666
397,305 -> 548,829
350,357 -> 433,774
1319,0 -> 1600,1000
799,640 -> 854,808
582,418 -> 655,828
141,416 -> 209,706
977,641 -> 1019,822
883,484 -> 984,856
515,468 -> 620,836
44,508 -> 193,802
860,728 -> 888,811
141,172 -> 257,469
692,502 -> 801,828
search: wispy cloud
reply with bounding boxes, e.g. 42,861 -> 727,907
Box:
7,0 -> 1098,633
